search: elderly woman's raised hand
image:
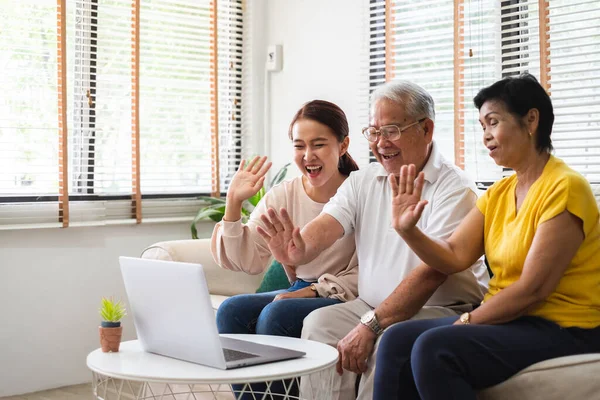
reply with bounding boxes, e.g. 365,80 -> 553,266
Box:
227,156 -> 272,204
256,207 -> 307,266
389,164 -> 429,235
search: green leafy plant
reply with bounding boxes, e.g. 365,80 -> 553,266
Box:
191,162 -> 291,239
99,297 -> 127,322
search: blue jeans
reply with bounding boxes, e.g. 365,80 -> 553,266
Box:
217,279 -> 341,337
217,279 -> 341,399
373,316 -> 600,400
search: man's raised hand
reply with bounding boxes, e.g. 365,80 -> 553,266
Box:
256,208 -> 307,266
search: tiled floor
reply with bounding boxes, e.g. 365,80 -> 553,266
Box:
0,383 -> 92,400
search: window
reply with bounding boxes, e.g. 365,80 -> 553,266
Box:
371,0 -> 600,192
0,0 -> 243,229
545,1 -> 600,194
367,0 -> 459,165
368,0 -> 461,165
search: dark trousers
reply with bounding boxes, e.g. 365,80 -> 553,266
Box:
216,280 -> 341,400
373,315 -> 600,400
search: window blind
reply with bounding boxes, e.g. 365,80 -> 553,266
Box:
216,0 -> 243,190
0,0 -> 66,229
500,1 -> 541,79
365,0 -> 386,164
67,0 -> 135,226
139,0 -> 216,222
546,0 -> 600,196
459,0 -> 503,183
371,0 -> 457,164
0,0 -> 243,229
374,0 -> 600,194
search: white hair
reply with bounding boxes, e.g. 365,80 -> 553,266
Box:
370,80 -> 436,122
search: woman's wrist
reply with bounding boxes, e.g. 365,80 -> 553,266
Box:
223,196 -> 243,222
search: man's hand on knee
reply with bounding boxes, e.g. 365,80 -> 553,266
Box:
336,324 -> 376,375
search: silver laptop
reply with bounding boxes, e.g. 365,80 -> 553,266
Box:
119,256 -> 305,369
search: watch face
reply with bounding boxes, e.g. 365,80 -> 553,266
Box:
361,310 -> 374,324
460,312 -> 470,324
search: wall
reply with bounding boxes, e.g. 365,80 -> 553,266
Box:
0,221 -> 214,397
0,0 -> 367,396
264,0 -> 368,175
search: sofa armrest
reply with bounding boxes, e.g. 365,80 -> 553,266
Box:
140,239 -> 264,297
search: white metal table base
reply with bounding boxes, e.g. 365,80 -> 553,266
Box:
91,367 -> 335,400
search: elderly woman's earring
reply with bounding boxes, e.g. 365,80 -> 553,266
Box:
529,131 -> 533,137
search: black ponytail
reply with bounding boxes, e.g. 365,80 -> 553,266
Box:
338,152 -> 359,176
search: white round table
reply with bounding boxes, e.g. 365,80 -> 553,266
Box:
86,334 -> 338,400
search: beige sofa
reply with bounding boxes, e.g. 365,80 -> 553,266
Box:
141,238 -> 600,400
141,238 -> 265,312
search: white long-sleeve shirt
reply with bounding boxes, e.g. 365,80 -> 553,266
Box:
211,176 -> 358,301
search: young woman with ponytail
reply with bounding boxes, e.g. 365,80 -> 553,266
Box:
212,99 -> 359,332
211,99 -> 359,398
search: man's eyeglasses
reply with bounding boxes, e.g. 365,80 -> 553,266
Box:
362,118 -> 427,142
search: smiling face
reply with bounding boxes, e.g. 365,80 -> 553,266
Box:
479,100 -> 533,168
292,118 -> 348,189
369,98 -> 433,174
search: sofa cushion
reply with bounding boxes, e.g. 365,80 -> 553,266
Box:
141,239 -> 265,296
210,294 -> 230,313
255,260 -> 291,293
478,353 -> 600,399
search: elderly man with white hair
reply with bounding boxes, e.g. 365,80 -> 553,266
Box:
257,81 -> 489,400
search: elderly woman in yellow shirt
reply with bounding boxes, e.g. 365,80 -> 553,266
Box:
372,74 -> 600,400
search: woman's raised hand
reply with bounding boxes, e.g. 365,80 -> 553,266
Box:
256,208 -> 307,266
389,164 -> 428,235
227,156 -> 272,204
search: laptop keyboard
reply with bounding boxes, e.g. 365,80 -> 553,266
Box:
223,348 -> 260,362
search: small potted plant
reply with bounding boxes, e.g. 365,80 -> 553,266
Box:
99,297 -> 127,353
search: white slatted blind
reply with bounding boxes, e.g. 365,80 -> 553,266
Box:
67,0 -> 134,225
217,0 -> 243,188
240,0 -> 254,165
373,0 -> 600,194
368,0 -> 385,99
547,0 -> 600,192
351,0 -> 372,168
365,0 -> 386,164
460,0 -> 503,182
140,1 -> 212,195
375,0 -> 457,163
500,1 -> 541,79
497,1 -> 541,182
0,0 -> 244,229
0,1 -> 63,228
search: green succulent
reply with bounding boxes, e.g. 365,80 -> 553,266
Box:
99,297 -> 127,322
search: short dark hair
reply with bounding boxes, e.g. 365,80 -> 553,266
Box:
473,73 -> 554,153
288,100 -> 359,176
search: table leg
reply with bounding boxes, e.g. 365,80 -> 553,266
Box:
90,365 -> 334,400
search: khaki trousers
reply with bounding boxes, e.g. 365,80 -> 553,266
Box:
300,298 -> 464,400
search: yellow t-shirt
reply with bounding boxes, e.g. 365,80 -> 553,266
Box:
477,156 -> 600,328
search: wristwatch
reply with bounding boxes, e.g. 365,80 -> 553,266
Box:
459,312 -> 471,325
360,310 -> 384,335
309,283 -> 320,298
